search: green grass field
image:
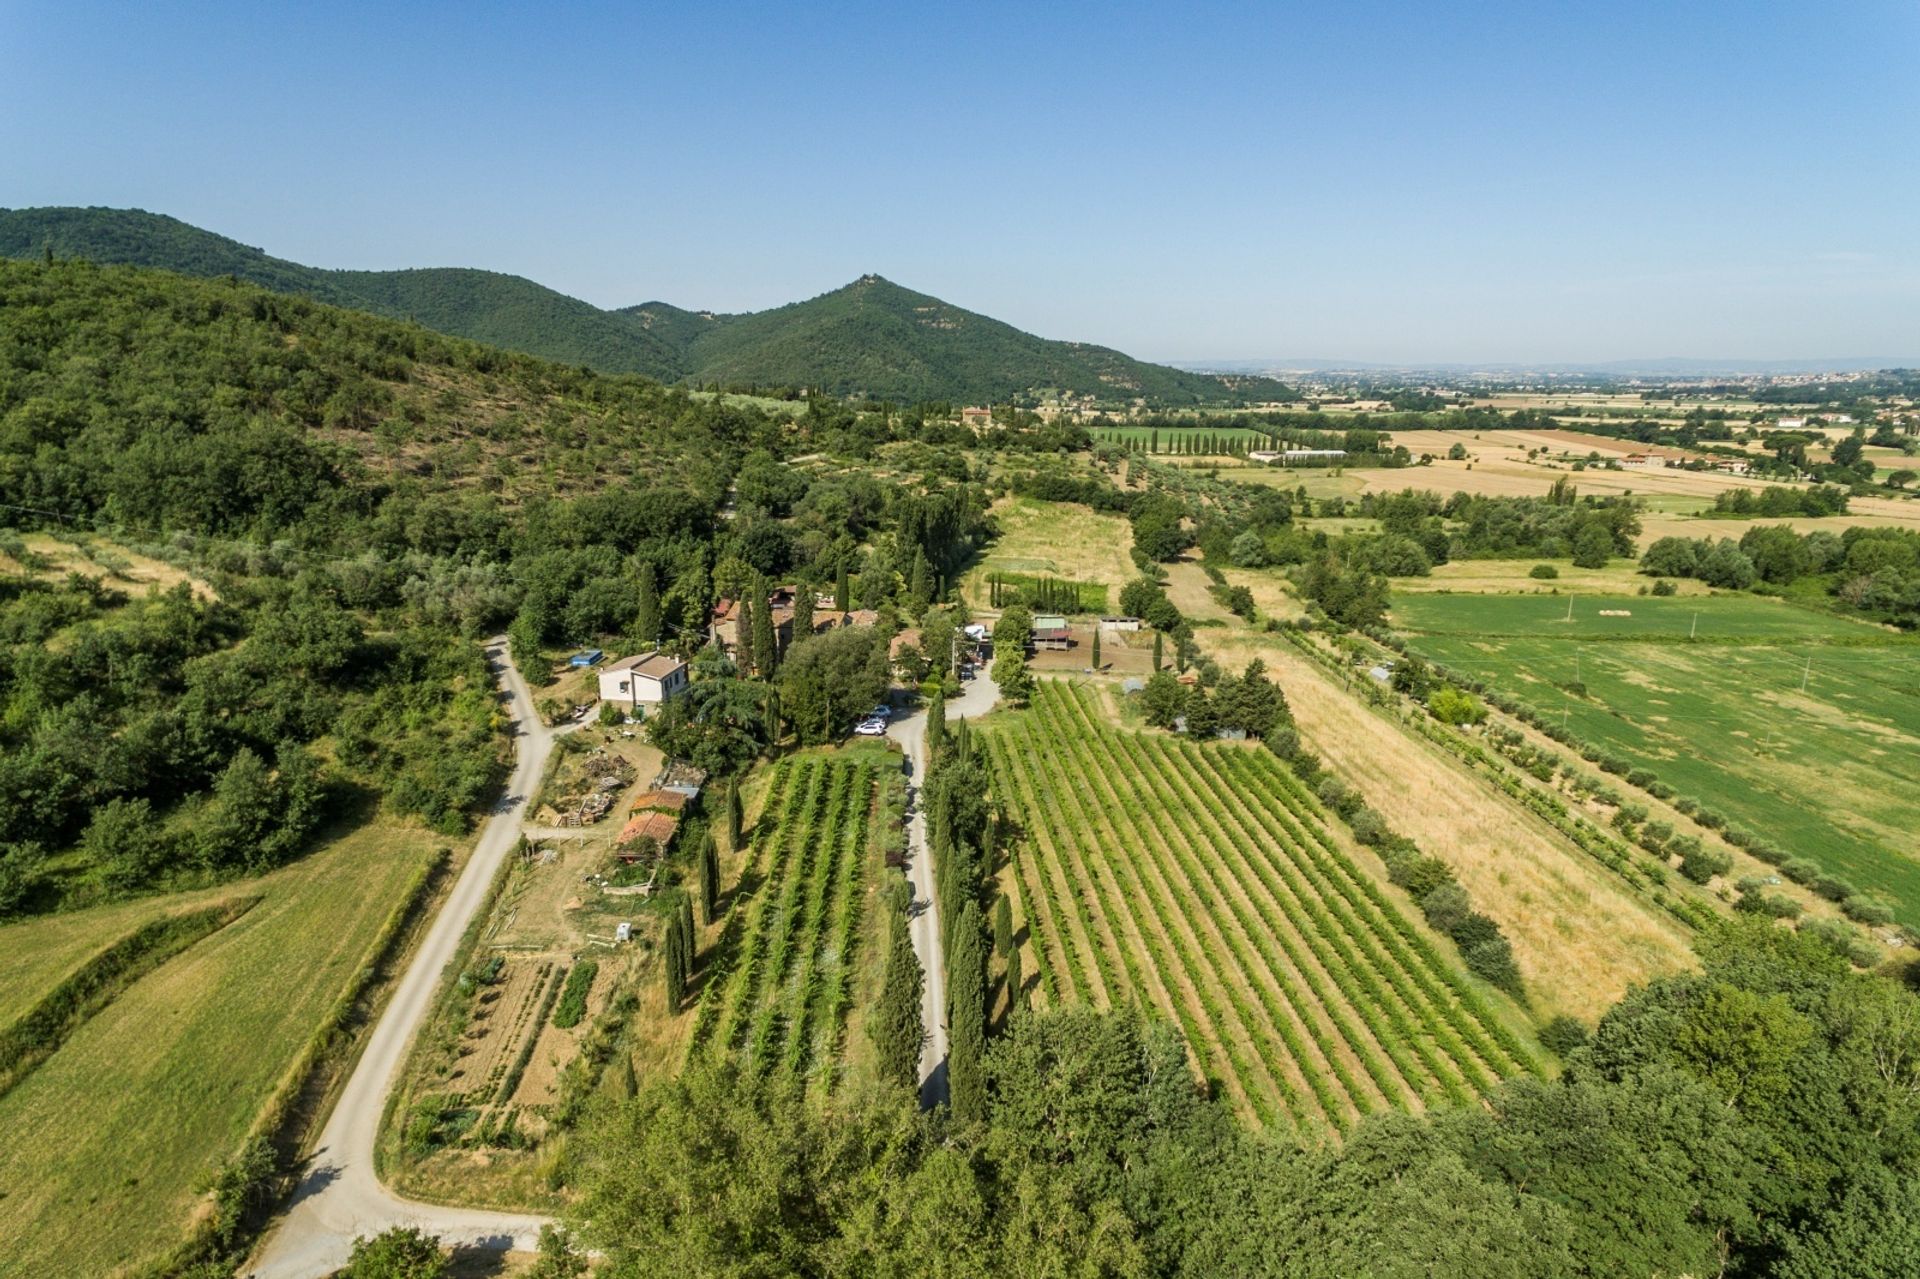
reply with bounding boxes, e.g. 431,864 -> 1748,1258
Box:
982,681 -> 1537,1136
0,819 -> 441,1277
1393,593 -> 1920,924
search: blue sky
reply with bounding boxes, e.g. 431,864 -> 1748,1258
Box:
5,0 -> 1916,364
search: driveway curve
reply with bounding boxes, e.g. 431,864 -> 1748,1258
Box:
249,638 -> 557,1278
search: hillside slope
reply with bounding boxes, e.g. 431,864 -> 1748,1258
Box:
0,207 -> 1293,404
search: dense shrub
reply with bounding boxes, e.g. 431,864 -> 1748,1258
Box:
1538,1014 -> 1589,1057
1841,896 -> 1895,927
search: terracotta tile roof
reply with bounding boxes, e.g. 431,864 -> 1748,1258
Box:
630,789 -> 690,814
618,811 -> 679,847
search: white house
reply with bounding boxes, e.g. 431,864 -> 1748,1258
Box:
598,652 -> 689,710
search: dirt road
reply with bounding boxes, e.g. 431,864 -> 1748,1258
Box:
248,638 -> 558,1278
888,669 -> 999,1108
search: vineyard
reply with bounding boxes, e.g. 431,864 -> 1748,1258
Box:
983,681 -> 1539,1135
686,752 -> 879,1091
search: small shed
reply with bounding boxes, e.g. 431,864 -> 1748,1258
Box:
1098,616 -> 1141,633
1032,615 -> 1073,651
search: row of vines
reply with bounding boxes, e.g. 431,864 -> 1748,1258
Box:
984,680 -> 1536,1137
685,753 -> 878,1093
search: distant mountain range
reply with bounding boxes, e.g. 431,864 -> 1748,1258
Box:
1185,356 -> 1918,378
0,207 -> 1293,405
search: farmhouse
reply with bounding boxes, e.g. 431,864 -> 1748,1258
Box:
1032,614 -> 1073,650
1621,453 -> 1676,471
597,652 -> 689,710
961,406 -> 993,431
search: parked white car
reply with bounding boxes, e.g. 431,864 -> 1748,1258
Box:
854,717 -> 888,737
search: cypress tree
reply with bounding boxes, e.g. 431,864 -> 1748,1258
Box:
1091,626 -> 1102,670
751,577 -> 777,676
909,548 -> 932,614
735,591 -> 753,667
870,883 -> 924,1089
792,588 -> 814,642
1005,944 -> 1024,1016
634,561 -> 661,647
726,780 -> 743,850
947,899 -> 989,1124
698,832 -> 719,924
953,717 -> 971,766
678,891 -> 697,976
1153,630 -> 1164,672
993,893 -> 1014,958
834,562 -> 850,613
926,687 -> 946,762
663,901 -> 687,1010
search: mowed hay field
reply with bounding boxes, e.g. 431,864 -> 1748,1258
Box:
983,681 -> 1539,1138
1395,593 -> 1920,925
0,818 -> 443,1277
683,748 -> 888,1094
960,496 -> 1134,611
1201,625 -> 1698,1017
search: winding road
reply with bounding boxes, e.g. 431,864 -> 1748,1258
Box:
249,638 -> 556,1278
888,668 -> 999,1108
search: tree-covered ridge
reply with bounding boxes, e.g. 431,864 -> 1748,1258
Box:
0,257 -> 772,542
0,208 -> 1296,405
0,207 -> 687,379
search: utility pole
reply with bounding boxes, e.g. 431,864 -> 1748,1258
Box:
1564,595 -> 1574,623
1801,653 -> 1812,693
1690,611 -> 1698,640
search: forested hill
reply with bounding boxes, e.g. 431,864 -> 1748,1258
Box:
0,207 -> 1296,405
673,273 -> 1295,404
0,255 -> 765,546
0,207 -> 688,379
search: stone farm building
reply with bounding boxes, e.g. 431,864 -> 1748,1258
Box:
597,652 -> 689,711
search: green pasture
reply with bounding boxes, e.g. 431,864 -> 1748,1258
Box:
1394,594 -> 1920,924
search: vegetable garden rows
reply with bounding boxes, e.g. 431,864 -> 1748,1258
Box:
984,681 -> 1538,1136
686,754 -> 876,1093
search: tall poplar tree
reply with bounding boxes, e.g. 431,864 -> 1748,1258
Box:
834,562 -> 850,613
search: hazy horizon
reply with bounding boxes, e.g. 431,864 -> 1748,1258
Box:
5,1 -> 1916,366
